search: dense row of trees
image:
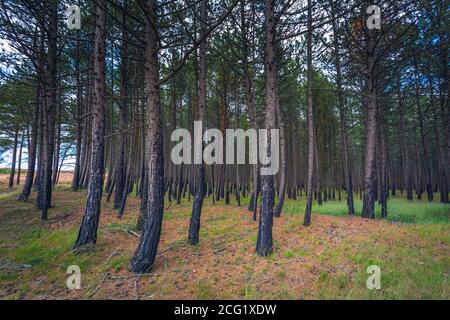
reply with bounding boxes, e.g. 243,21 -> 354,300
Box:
0,0 -> 448,272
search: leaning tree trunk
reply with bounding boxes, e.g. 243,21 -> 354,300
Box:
129,0 -> 165,273
74,0 -> 107,248
256,0 -> 277,256
188,0 -> 208,246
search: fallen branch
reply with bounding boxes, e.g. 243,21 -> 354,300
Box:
110,227 -> 141,238
88,272 -> 110,298
0,260 -> 32,271
108,273 -> 161,280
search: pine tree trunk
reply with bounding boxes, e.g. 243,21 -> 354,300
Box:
188,0 -> 208,246
304,0 -> 315,226
114,7 -> 129,210
40,2 -> 58,220
74,0 -> 107,248
361,29 -> 377,219
256,0 -> 277,255
129,0 -> 165,273
330,0 -> 354,214
72,30 -> 83,192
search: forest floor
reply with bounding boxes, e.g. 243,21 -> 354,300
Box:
0,173 -> 449,300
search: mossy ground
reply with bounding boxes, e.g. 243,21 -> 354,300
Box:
0,173 -> 448,299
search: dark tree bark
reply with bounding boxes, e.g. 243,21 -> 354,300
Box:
40,1 -> 58,220
129,0 -> 165,273
304,0 -> 315,226
188,0 -> 207,246
74,0 -> 107,248
72,29 -> 83,192
256,0 -> 277,256
114,6 -> 129,210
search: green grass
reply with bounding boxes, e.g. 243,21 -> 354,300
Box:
0,168 -> 28,176
282,194 -> 450,224
316,224 -> 449,299
0,187 -> 448,299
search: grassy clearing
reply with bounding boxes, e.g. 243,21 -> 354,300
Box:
282,193 -> 450,224
0,178 -> 448,299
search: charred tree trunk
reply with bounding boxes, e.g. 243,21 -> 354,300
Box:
114,7 -> 129,210
188,0 -> 207,246
256,0 -> 277,256
40,2 -> 58,220
74,0 -> 107,248
129,0 -> 165,273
